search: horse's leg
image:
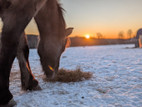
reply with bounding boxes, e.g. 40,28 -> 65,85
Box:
0,2 -> 37,105
17,33 -> 41,90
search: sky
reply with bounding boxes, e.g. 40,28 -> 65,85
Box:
1,0 -> 142,39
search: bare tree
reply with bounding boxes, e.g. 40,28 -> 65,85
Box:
118,31 -> 124,39
127,29 -> 133,39
96,33 -> 103,39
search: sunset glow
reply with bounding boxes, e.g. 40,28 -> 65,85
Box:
85,34 -> 90,39
0,0 -> 141,39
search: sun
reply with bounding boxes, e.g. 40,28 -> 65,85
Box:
85,34 -> 90,39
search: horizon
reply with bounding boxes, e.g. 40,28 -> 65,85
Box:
0,0 -> 142,39
26,34 -> 134,40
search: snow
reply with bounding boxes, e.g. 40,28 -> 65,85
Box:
10,44 -> 142,107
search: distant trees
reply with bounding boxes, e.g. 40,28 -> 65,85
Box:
94,29 -> 133,39
96,33 -> 103,39
118,31 -> 124,39
127,29 -> 133,39
118,29 -> 133,39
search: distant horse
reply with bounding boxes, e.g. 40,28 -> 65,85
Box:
135,28 -> 142,48
0,0 -> 73,106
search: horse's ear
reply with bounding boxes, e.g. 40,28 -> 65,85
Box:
65,27 -> 74,37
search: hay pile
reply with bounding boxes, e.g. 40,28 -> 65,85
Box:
44,68 -> 92,83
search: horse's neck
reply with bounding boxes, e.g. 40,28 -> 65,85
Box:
35,0 -> 63,40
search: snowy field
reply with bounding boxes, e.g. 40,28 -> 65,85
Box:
10,44 -> 142,107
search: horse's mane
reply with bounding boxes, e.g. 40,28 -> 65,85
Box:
57,3 -> 66,26
57,2 -> 66,38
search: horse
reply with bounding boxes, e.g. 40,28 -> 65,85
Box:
0,0 -> 73,106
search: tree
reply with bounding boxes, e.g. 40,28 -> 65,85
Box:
118,31 -> 124,39
96,33 -> 103,39
127,29 -> 133,39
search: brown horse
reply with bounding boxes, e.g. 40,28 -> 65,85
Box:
0,0 -> 73,106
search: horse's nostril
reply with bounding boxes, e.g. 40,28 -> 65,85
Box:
44,65 -> 56,79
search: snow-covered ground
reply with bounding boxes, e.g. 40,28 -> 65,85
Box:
10,44 -> 142,107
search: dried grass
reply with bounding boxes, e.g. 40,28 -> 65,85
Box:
44,68 -> 93,83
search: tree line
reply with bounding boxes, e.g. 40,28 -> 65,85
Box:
94,29 -> 134,39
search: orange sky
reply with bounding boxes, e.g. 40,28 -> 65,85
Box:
25,0 -> 142,39
1,0 -> 142,39
25,18 -> 142,39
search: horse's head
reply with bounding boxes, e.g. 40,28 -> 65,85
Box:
35,0 -> 74,79
38,27 -> 73,79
